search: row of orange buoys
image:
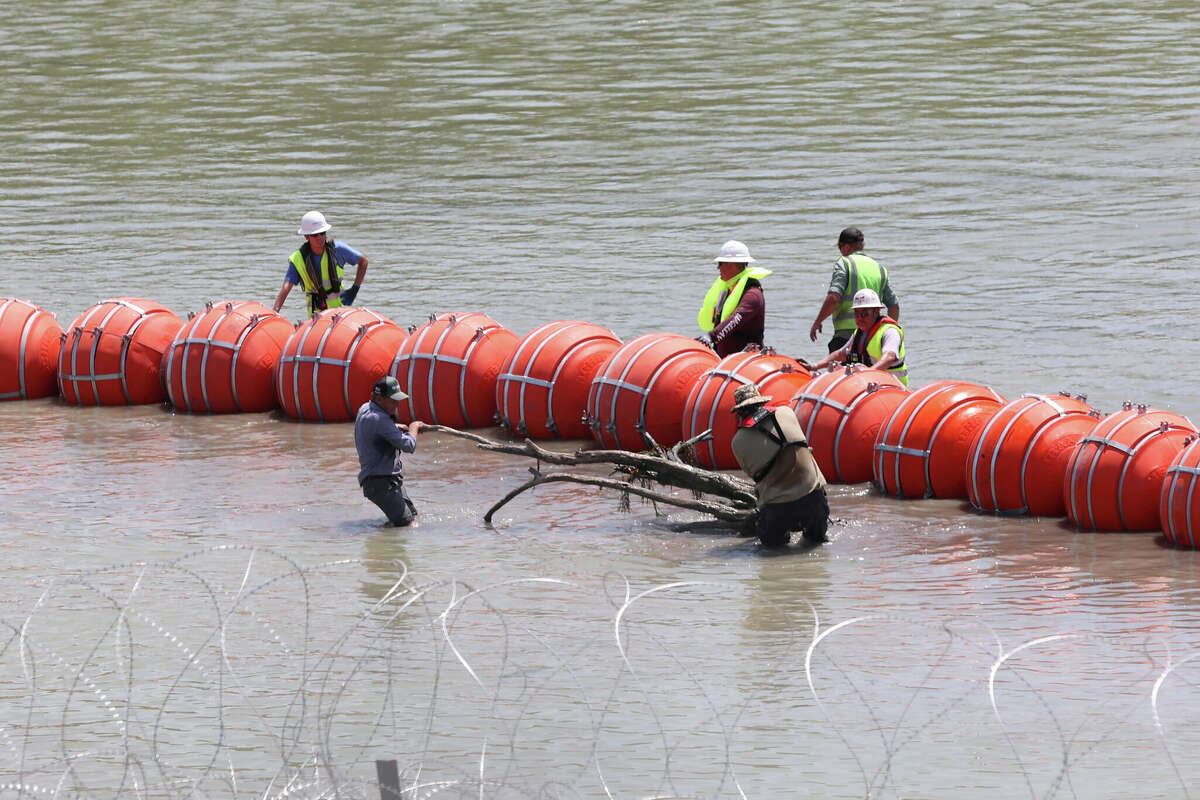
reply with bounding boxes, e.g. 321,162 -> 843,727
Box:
4,295 -> 1200,547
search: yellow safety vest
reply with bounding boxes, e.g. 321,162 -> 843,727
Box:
290,246 -> 345,317
832,254 -> 888,333
849,317 -> 908,386
697,267 -> 772,331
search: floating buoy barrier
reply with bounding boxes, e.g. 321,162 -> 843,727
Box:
58,297 -> 184,406
681,349 -> 812,469
1160,436 -> 1200,548
966,393 -> 1101,516
1063,404 -> 1197,532
391,312 -> 519,428
276,307 -> 407,422
585,332 -> 719,451
790,364 -> 908,484
495,320 -> 622,439
874,379 -> 1006,499
0,298 -> 63,401
163,301 -> 295,414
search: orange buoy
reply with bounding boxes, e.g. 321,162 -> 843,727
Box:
276,307 -> 407,422
0,298 -> 63,401
680,349 -> 812,469
1063,404 -> 1197,532
585,332 -> 719,451
58,297 -> 184,406
163,301 -> 295,413
790,365 -> 908,483
1160,436 -> 1200,548
874,379 -> 1006,499
966,393 -> 1101,516
391,312 -> 519,428
495,320 -> 622,439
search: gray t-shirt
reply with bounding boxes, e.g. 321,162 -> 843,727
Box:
354,400 -> 416,485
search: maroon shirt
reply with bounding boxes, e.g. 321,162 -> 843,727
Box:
712,281 -> 765,357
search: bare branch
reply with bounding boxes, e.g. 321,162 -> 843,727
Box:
481,472 -> 754,525
423,424 -> 756,508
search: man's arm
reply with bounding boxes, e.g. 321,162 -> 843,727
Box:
809,292 -> 840,341
273,281 -> 294,313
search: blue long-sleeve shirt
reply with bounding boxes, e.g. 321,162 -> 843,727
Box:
354,400 -> 416,485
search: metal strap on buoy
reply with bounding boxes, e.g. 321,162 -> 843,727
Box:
1164,439 -> 1200,547
793,368 -> 857,481
392,312 -> 499,427
830,379 -> 896,482
0,299 -> 44,400
685,358 -> 789,467
167,302 -> 239,412
1066,411 -> 1193,530
874,382 -> 952,497
967,395 -> 1037,514
497,321 -> 587,434
59,299 -> 151,405
591,334 -> 667,449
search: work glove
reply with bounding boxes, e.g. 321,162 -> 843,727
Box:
694,332 -> 715,349
339,284 -> 360,306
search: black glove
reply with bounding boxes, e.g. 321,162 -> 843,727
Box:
695,332 -> 714,349
339,284 -> 360,306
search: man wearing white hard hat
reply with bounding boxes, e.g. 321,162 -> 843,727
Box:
355,376 -> 424,527
696,240 -> 772,357
811,288 -> 908,386
273,210 -> 370,318
808,227 -> 899,353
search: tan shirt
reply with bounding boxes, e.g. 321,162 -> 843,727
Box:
730,405 -> 827,507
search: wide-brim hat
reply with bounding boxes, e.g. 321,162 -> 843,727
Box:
730,384 -> 772,412
713,240 -> 756,264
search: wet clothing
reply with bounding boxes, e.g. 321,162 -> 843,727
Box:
355,399 -> 418,526
756,488 -> 829,548
731,404 -> 829,546
361,475 -> 417,527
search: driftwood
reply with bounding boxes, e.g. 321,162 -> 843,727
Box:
422,424 -> 757,533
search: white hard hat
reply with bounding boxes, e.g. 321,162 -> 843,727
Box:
298,210 -> 332,236
714,240 -> 756,264
851,288 -> 885,310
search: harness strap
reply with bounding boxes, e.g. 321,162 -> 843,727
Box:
300,241 -> 342,313
745,407 -> 808,482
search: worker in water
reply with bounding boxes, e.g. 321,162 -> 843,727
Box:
811,288 -> 908,386
729,383 -> 829,547
808,227 -> 899,353
355,376 -> 423,527
697,240 -> 771,357
273,210 -> 369,317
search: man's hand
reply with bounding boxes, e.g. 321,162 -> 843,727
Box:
407,420 -> 423,435
809,320 -> 822,342
695,332 -> 714,349
340,284 -> 360,305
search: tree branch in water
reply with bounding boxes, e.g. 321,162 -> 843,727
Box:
421,424 -> 757,531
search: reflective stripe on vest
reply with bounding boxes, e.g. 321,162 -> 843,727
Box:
848,316 -> 908,386
697,266 -> 772,332
832,254 -> 887,331
290,245 -> 345,317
